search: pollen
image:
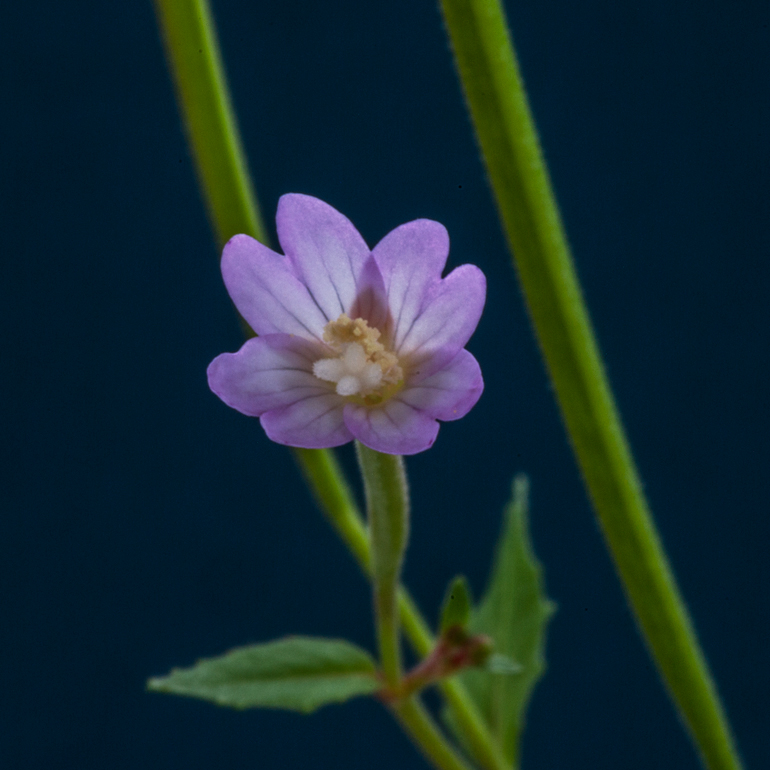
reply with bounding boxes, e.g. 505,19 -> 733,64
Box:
312,314 -> 403,401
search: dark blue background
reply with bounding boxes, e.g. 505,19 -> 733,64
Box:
1,1 -> 767,768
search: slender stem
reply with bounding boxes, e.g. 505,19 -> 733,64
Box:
355,443 -> 409,688
391,697 -> 475,770
154,1 -> 363,568
153,0 -> 266,247
376,588 -> 402,690
439,2 -> 742,769
154,5 -> 507,767
298,450 -> 508,770
154,0 -> 364,555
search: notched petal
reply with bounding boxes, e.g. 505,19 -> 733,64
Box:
261,394 -> 351,449
400,349 -> 483,421
207,335 -> 329,417
221,234 -> 327,340
276,194 -> 378,322
344,400 -> 440,455
349,254 -> 390,334
399,264 -> 486,376
372,219 -> 450,350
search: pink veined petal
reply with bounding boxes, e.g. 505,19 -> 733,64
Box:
372,219 -> 449,349
400,349 -> 483,421
221,234 -> 328,341
344,400 -> 440,455
348,254 -> 390,332
398,264 -> 486,378
276,194 -> 385,324
207,334 -> 330,417
261,393 -> 351,449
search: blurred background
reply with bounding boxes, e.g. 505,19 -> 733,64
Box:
1,1 -> 767,768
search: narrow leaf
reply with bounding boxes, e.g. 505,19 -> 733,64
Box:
148,636 -> 380,713
447,475 -> 555,765
440,575 -> 473,634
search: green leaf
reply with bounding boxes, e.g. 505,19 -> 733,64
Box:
447,475 -> 555,766
148,636 -> 381,713
439,575 -> 473,633
485,653 -> 522,675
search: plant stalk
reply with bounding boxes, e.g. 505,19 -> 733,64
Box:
438,2 -> 742,769
355,442 -> 409,688
392,696 -> 476,770
154,0 -> 265,247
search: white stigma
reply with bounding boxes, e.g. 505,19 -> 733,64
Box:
311,313 -> 403,401
313,342 -> 384,397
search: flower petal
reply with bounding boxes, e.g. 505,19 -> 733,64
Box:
221,234 -> 328,340
348,254 -> 390,331
261,394 -> 351,449
277,194 -> 384,323
398,264 -> 486,377
207,335 -> 330,417
344,400 -> 440,455
400,349 -> 483,420
372,219 -> 449,349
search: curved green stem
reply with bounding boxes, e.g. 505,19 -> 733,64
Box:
439,2 -> 742,769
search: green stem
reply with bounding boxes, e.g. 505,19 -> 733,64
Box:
154,4 -> 507,767
297,449 -> 508,770
294,448 -> 434,658
439,2 -> 742,769
355,443 -> 409,688
391,697 -> 475,770
154,0 -> 266,247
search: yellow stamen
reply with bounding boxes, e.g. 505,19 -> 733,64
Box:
312,314 -> 403,401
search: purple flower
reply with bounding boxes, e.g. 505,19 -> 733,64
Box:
207,194 -> 485,455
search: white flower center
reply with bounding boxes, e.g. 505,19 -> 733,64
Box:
313,342 -> 384,396
312,314 -> 403,401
